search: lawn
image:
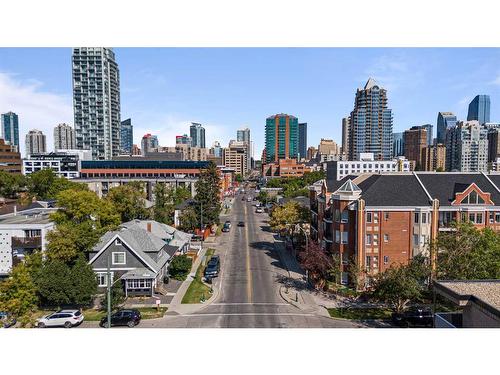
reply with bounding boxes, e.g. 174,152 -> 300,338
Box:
327,307 -> 393,320
181,248 -> 215,304
82,307 -> 167,321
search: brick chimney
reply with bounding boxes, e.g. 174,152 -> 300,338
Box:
147,222 -> 152,232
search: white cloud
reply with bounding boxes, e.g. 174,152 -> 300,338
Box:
489,74 -> 500,86
0,72 -> 73,155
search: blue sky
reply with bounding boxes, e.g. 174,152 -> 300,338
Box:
1,48 -> 500,157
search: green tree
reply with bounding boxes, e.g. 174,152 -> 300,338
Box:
0,171 -> 26,198
168,255 -> 193,281
69,256 -> 98,306
0,263 -> 38,325
235,173 -> 243,183
192,161 -> 222,228
179,206 -> 199,232
107,182 -> 150,222
34,259 -> 73,306
101,282 -> 125,311
269,201 -> 309,234
433,221 -> 500,280
26,169 -> 87,200
153,184 -> 192,225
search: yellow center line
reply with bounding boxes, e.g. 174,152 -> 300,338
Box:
244,202 -> 253,303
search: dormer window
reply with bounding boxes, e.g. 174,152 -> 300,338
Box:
463,190 -> 485,205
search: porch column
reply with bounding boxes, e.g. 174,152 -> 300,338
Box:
125,280 -> 128,298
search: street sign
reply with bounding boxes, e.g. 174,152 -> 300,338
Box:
155,299 -> 161,305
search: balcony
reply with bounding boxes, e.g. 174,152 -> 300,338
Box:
11,236 -> 42,249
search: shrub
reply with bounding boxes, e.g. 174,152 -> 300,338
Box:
169,255 -> 193,281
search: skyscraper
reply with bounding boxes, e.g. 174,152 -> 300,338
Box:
211,141 -> 223,158
54,123 -> 76,151
436,112 -> 457,144
120,118 -> 133,154
445,120 -> 488,172
237,128 -> 251,143
141,133 -> 159,156
72,47 -> 121,160
348,78 -> 393,160
404,126 -> 427,170
1,112 -> 20,152
298,123 -> 307,160
393,132 -> 404,157
176,134 -> 192,145
467,95 -> 491,125
190,122 -> 206,148
418,124 -> 433,146
341,117 -> 349,155
25,129 -> 47,156
264,113 -> 299,163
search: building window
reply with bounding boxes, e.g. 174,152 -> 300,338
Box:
341,210 -> 349,223
373,234 -> 378,246
384,212 -> 389,220
463,190 -> 485,205
413,234 -> 419,246
366,234 -> 372,245
422,213 -> 427,224
383,255 -> 389,265
341,252 -> 348,265
366,212 -> 372,223
335,230 -> 340,244
496,213 -> 500,223
97,272 -> 112,287
341,232 -> 348,244
365,256 -> 371,271
384,234 -> 389,242
112,252 -> 126,265
373,213 -> 379,224
340,272 -> 348,285
334,209 -> 340,222
414,212 -> 419,223
476,213 -> 483,224
373,256 -> 379,269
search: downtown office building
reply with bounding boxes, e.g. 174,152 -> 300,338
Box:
264,113 -> 299,163
348,78 -> 393,161
72,47 -> 121,160
190,122 -> 206,148
1,111 -> 20,152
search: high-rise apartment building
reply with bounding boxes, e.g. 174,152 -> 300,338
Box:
487,125 -> 500,163
237,128 -> 251,143
422,144 -> 446,171
25,129 -> 47,156
190,122 -> 206,148
393,132 -> 404,157
54,123 -> 76,151
404,126 -> 428,170
210,141 -> 223,158
176,134 -> 192,145
341,117 -> 349,155
445,120 -> 488,172
467,95 -> 491,125
72,47 -> 121,160
141,134 -> 159,156
1,112 -> 20,152
317,139 -> 342,162
348,78 -> 393,161
264,114 -> 299,163
223,141 -> 249,176
298,123 -> 307,160
436,112 -> 457,144
120,119 -> 133,155
306,146 -> 317,161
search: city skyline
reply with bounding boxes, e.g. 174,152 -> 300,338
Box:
1,48 -> 500,156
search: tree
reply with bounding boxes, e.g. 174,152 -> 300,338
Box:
269,201 -> 310,244
235,174 -> 243,183
153,184 -> 191,225
168,255 -> 193,281
372,258 -> 430,313
101,282 -> 125,311
26,169 -> 87,200
34,259 -> 73,306
179,206 -> 199,232
0,171 -> 26,198
192,161 -> 222,228
107,182 -> 150,222
0,263 -> 38,325
69,256 -> 98,306
298,241 -> 333,281
433,221 -> 500,280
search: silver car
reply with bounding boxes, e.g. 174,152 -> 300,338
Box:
37,310 -> 84,328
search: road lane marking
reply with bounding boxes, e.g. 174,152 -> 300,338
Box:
212,303 -> 288,306
180,313 -> 316,317
244,203 -> 253,303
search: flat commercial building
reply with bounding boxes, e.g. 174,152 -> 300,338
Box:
23,150 -> 91,179
265,113 -> 299,163
262,158 -> 307,178
72,47 -> 121,160
309,172 -> 500,288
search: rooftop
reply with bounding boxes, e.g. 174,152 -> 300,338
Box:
434,280 -> 500,313
0,208 -> 58,225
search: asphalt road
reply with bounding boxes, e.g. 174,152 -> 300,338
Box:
161,190 -> 358,328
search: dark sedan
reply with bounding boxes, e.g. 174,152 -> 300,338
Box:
392,306 -> 433,327
100,309 -> 141,328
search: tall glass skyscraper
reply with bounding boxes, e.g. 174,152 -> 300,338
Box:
1,112 -> 20,152
298,122 -> 307,160
393,132 -> 404,156
72,47 -> 121,160
436,112 -> 457,144
467,95 -> 491,125
264,113 -> 299,163
120,118 -> 133,154
190,122 -> 206,148
348,78 -> 393,160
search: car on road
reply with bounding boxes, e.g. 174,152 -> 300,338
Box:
241,196 -> 246,201
0,312 -> 16,328
37,309 -> 84,328
246,197 -> 252,202
204,255 -> 220,279
100,309 -> 141,328
391,306 -> 434,327
222,225 -> 230,232
224,220 -> 231,228
255,207 -> 264,213
237,221 -> 245,227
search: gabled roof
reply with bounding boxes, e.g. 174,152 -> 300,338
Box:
416,173 -> 500,206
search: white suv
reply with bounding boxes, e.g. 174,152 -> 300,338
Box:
37,310 -> 84,328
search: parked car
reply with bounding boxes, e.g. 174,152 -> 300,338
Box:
100,309 -> 141,328
224,220 -> 232,228
37,310 -> 84,328
222,225 -> 230,232
391,306 -> 433,327
204,255 -> 220,279
255,207 -> 264,213
0,312 -> 16,328
246,197 -> 252,202
237,221 -> 245,227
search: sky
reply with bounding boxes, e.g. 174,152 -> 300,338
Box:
1,47 -> 500,157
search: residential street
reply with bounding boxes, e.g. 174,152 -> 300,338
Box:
144,190 -> 359,328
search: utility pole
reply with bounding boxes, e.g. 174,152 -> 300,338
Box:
106,255 -> 111,329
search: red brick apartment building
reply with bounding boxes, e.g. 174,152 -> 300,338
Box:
309,171 -> 500,288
